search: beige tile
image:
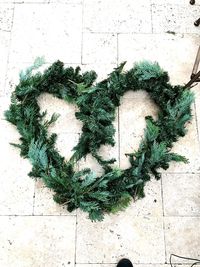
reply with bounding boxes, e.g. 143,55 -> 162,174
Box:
151,0 -> 198,3
83,0 -> 151,33
165,217 -> 200,262
0,216 -> 76,267
193,84 -> 200,138
51,0 -> 81,3
76,265 -> 169,267
0,4 -> 14,31
5,62 -> 51,95
53,132 -> 79,160
119,93 -> 199,173
0,31 -> 10,95
152,4 -> 200,34
118,33 -> 199,85
162,173 -> 200,216
119,95 -> 159,169
10,4 -> 82,63
78,154 -> 103,176
21,0 -> 48,2
34,179 -> 76,216
120,90 -> 152,99
0,95 -> 11,118
0,118 -> 34,215
76,212 -> 165,264
82,33 -> 117,64
0,0 -> 48,2
76,265 -> 115,267
126,179 -> 163,217
38,93 -> 83,134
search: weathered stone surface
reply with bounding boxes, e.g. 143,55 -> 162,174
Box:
76,212 -> 165,264
162,173 -> 200,216
10,4 -> 82,63
0,216 -> 76,267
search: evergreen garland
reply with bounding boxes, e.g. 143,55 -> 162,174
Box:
5,58 -> 194,221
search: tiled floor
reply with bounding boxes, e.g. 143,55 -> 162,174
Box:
0,0 -> 200,266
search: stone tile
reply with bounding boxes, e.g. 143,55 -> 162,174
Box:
152,4 -> 200,34
76,265 -> 169,267
34,133 -> 79,215
0,0 -> 48,2
118,33 -> 199,85
83,0 -> 151,33
0,216 -> 76,267
126,179 -> 163,217
5,61 -> 51,95
165,217 -> 200,262
21,0 -> 48,2
151,0 -> 199,4
193,84 -> 200,138
0,31 -> 10,95
119,92 -> 199,173
76,213 -> 165,264
0,116 -> 34,215
0,95 -> 11,118
51,0 -> 81,3
34,180 -> 76,216
38,93 -> 83,134
0,4 -> 13,31
119,94 -> 159,169
78,154 -> 104,176
162,173 -> 200,216
10,4 -> 82,63
82,33 -> 117,64
76,265 -> 115,267
54,132 -> 79,160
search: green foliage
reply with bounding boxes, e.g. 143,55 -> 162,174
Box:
4,59 -> 194,221
110,193 -> 132,213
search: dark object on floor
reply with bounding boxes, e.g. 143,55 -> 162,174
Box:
117,259 -> 133,267
185,45 -> 200,88
194,18 -> 200,26
189,0 -> 200,26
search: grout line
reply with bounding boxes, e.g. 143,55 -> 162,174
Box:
150,4 -> 154,33
116,33 -> 119,65
160,171 -> 200,174
74,214 -> 78,265
161,175 -> 167,263
80,0 -> 84,64
3,4 -> 15,97
32,180 -> 36,215
0,214 -> 76,217
163,215 -> 200,217
82,31 -> 199,36
75,263 -> 200,265
1,214 -> 200,217
116,33 -> 121,168
1,31 -> 196,39
193,97 -> 200,150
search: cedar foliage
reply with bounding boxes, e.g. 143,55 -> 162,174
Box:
5,58 -> 194,221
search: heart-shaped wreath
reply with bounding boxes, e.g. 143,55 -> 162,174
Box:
5,58 -> 194,221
